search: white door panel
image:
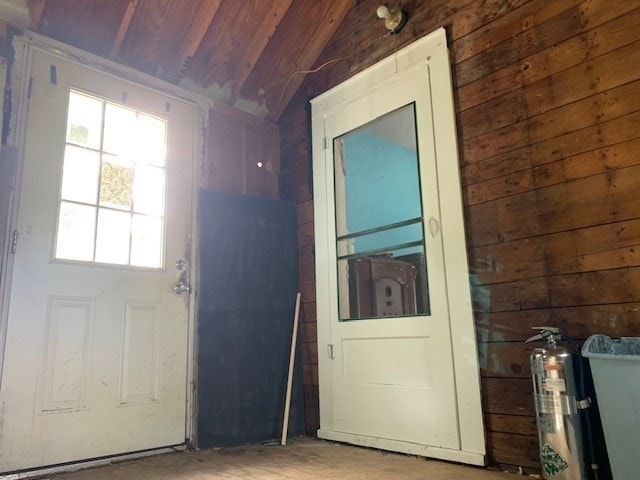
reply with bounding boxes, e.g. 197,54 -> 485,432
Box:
312,30 -> 485,464
0,49 -> 194,472
322,68 -> 459,449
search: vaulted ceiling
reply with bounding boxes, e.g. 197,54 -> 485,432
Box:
24,0 -> 356,121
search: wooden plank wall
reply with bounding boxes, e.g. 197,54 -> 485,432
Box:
205,103 -> 280,198
277,0 -> 640,471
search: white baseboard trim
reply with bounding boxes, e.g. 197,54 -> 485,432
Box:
317,429 -> 486,466
0,444 -> 187,479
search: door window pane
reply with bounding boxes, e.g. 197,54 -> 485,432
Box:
137,114 -> 167,167
54,89 -> 167,268
334,104 -> 430,320
95,209 -> 131,264
60,145 -> 100,204
100,155 -> 133,210
133,165 -> 165,217
66,91 -> 103,149
103,103 -> 137,157
55,202 -> 96,261
131,214 -> 163,268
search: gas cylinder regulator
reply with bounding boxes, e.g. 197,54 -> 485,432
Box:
525,327 -> 599,480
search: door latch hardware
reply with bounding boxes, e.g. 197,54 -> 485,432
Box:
327,344 -> 334,359
11,229 -> 18,254
428,217 -> 439,237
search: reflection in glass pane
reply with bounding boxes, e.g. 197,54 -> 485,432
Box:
60,145 -> 100,203
137,114 -> 166,166
131,214 -> 162,268
55,202 -> 96,261
100,155 -> 132,209
133,165 -> 165,216
103,103 -> 137,157
336,221 -> 423,258
334,104 -> 430,320
95,209 -> 131,264
66,92 -> 103,149
334,106 -> 420,238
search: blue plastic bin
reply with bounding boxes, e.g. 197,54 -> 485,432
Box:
582,335 -> 640,480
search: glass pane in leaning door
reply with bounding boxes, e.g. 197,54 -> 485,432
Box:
333,104 -> 431,321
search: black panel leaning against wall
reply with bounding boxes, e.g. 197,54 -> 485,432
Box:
196,190 -> 304,448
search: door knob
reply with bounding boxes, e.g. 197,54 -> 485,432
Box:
174,281 -> 191,296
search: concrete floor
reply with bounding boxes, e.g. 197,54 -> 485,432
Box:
46,438 -> 522,480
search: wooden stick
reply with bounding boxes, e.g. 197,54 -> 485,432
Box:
281,292 -> 301,446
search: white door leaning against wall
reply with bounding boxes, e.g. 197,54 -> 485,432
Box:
0,47 -> 195,472
311,28 -> 486,465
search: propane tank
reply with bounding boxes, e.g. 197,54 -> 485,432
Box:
526,327 -> 592,479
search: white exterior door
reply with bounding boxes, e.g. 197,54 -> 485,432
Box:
312,29 -> 485,465
0,47 -> 195,472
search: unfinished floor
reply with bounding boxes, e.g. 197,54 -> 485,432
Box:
46,438 -> 520,480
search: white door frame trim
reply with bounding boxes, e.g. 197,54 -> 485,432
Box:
0,31 -> 212,454
310,28 -> 485,464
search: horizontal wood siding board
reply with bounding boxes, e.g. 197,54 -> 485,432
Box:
469,218 -> 640,284
461,79 -> 640,166
464,137 -> 640,206
280,122 -> 310,152
296,200 -> 314,226
450,0 -> 584,64
300,301 -> 317,324
453,0 -> 640,87
484,414 -> 538,436
476,303 -> 640,342
299,263 -> 315,287
457,7 -> 640,112
471,266 -> 640,313
548,267 -> 640,307
302,341 -> 319,365
280,142 -> 309,169
466,163 -> 640,247
479,342 -> 535,378
280,157 -> 309,190
281,183 -> 312,203
300,321 -> 317,343
458,40 -> 640,140
461,110 -> 640,187
487,432 -> 540,468
482,378 -> 534,416
302,362 -> 319,386
297,222 -> 315,248
454,5 -> 584,87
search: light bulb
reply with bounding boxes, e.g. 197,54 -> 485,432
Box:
376,4 -> 406,33
377,5 -> 390,19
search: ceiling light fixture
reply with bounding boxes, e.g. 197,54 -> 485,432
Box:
376,5 -> 407,34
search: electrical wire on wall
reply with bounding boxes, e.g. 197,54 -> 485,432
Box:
272,56 -> 351,117
271,31 -> 395,117
269,4 -> 409,115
